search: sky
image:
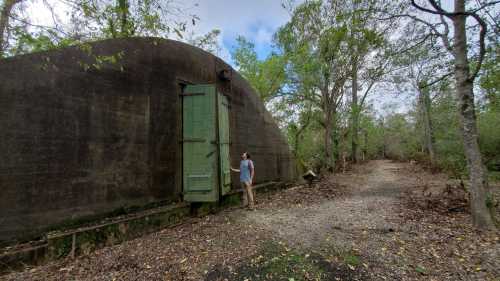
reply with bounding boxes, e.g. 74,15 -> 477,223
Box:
22,0 -> 499,118
175,0 -> 296,64
28,0 -> 296,65
28,0 -> 406,115
27,0 -> 418,115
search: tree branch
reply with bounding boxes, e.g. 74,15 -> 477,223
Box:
410,0 -> 449,17
419,72 -> 453,89
439,14 -> 453,52
468,12 -> 488,81
471,0 -> 500,13
410,0 -> 491,81
8,14 -> 71,37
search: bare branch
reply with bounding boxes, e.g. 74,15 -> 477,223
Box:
377,13 -> 450,47
389,12 -> 455,55
470,0 -> 500,13
419,72 -> 453,89
468,12 -> 488,81
409,0 -> 491,81
410,0 -> 449,17
427,0 -> 453,15
439,15 -> 453,51
394,32 -> 435,55
8,13 -> 71,37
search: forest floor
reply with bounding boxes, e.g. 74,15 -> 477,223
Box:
2,160 -> 499,281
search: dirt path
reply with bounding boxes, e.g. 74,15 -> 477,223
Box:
2,160 -> 499,281
245,160 -> 401,249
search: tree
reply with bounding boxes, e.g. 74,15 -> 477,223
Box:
0,0 -> 200,57
187,29 -> 221,55
0,0 -> 23,57
344,0 -> 391,163
409,0 -> 498,230
73,0 -> 198,40
392,22 -> 452,165
276,0 -> 352,171
231,36 -> 287,104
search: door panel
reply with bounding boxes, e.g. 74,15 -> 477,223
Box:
182,85 -> 218,202
218,94 -> 231,195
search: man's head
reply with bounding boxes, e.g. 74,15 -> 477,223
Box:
241,152 -> 251,160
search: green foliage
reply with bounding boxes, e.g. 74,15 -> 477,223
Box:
343,253 -> 360,267
359,112 -> 385,159
477,42 -> 500,173
415,265 -> 427,274
187,29 -> 221,55
479,43 -> 500,104
231,36 -> 287,103
77,0 -> 195,39
2,0 -> 198,57
234,241 -> 326,281
478,100 -> 500,172
9,27 -> 79,55
430,92 -> 467,176
382,113 -> 420,161
287,109 -> 326,171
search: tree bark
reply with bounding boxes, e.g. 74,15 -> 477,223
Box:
418,86 -> 435,164
118,0 -> 130,37
293,111 -> 312,161
363,129 -> 368,161
0,0 -> 21,58
452,0 -> 496,230
324,106 -> 334,172
351,57 -> 360,163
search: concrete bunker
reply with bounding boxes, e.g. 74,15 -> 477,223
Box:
0,37 -> 296,245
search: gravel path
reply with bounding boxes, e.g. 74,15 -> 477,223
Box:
2,160 -> 498,281
245,160 -> 401,248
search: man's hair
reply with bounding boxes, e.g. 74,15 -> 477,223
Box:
245,152 -> 251,159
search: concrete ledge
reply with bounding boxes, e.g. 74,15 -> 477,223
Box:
0,203 -> 190,273
0,242 -> 47,272
46,203 -> 191,260
0,181 -> 290,274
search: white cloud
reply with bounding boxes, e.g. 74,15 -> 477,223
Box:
185,0 -> 291,36
26,0 -> 297,63
254,27 -> 274,45
183,0 -> 295,62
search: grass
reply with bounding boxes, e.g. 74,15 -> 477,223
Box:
343,253 -> 360,267
228,241 -> 326,281
210,241 -> 370,281
489,171 -> 500,182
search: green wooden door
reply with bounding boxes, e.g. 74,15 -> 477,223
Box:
182,85 -> 218,202
218,93 -> 231,195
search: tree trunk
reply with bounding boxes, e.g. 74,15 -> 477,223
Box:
293,131 -> 300,159
0,0 -> 21,58
324,107 -> 334,172
418,86 -> 435,164
363,129 -> 368,161
118,0 -> 130,37
452,0 -> 496,230
351,58 -> 359,163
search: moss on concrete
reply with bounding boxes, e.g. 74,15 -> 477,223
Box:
47,235 -> 73,259
47,204 -> 191,260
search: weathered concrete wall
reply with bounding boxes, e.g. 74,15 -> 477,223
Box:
0,37 -> 295,244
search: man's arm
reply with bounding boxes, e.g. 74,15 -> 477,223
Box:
231,167 -> 240,172
250,161 -> 255,183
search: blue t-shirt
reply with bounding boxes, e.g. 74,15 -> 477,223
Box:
240,159 -> 254,183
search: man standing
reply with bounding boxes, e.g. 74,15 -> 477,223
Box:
231,152 -> 255,209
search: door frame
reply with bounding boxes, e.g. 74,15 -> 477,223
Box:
176,79 -> 190,201
178,81 -> 232,202
214,87 -> 222,201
